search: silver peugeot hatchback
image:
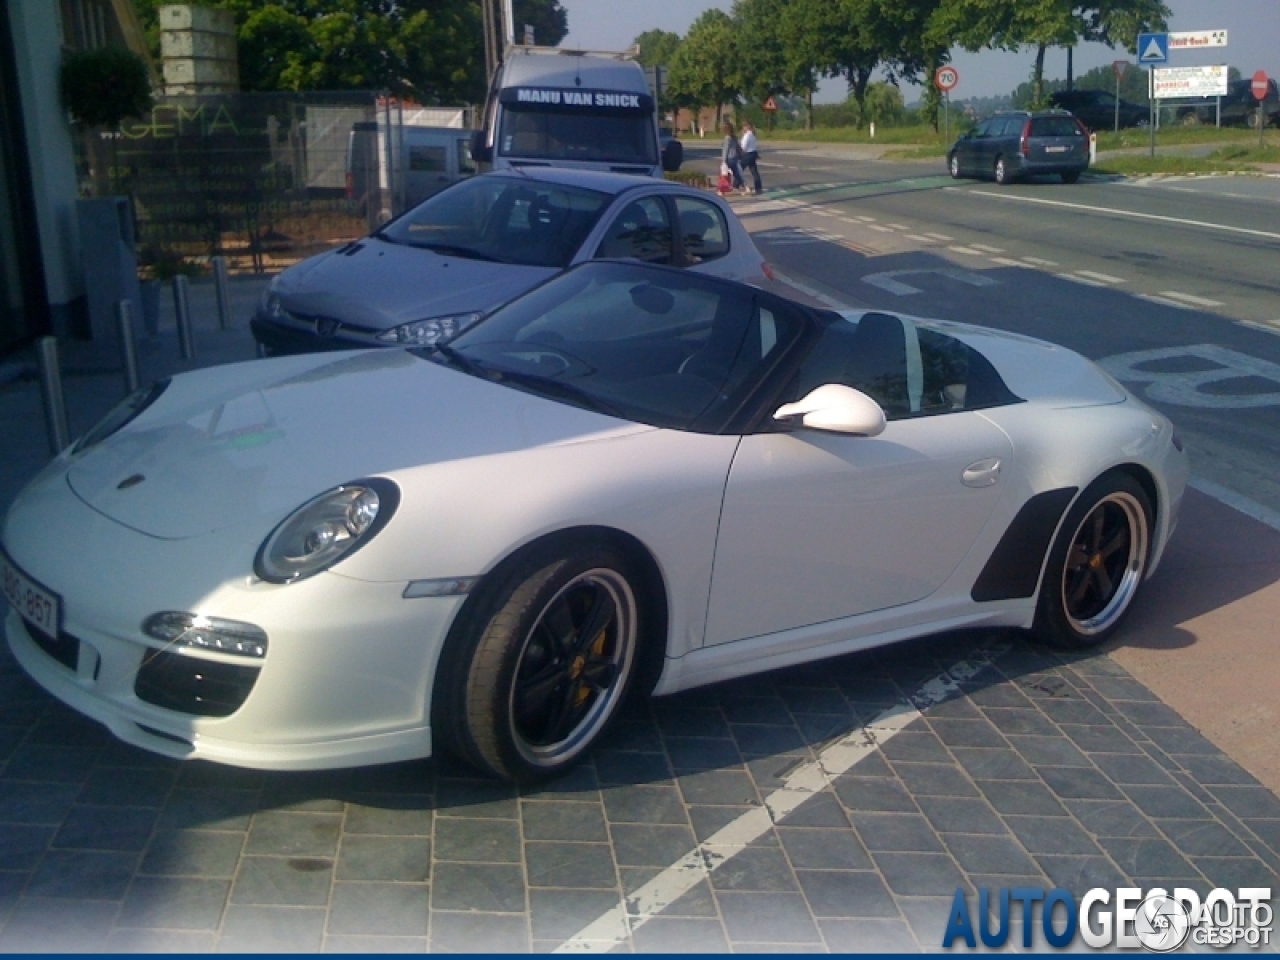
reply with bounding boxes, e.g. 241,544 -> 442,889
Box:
252,168 -> 770,355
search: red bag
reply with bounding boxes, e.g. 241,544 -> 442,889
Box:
717,172 -> 732,195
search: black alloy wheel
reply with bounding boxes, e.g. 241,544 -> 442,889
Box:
1034,473 -> 1152,649
434,543 -> 643,782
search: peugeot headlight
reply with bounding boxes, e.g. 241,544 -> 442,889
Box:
376,312 -> 483,346
73,379 -> 170,454
259,288 -> 285,320
255,478 -> 399,583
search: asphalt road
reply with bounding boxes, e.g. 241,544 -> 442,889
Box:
698,143 -> 1280,516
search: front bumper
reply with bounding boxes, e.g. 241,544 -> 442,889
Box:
3,482 -> 466,771
251,314 -> 389,357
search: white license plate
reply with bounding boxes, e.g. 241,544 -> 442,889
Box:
1045,146 -> 1069,153
0,549 -> 61,637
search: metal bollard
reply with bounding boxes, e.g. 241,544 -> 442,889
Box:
37,336 -> 71,455
117,299 -> 140,394
212,255 -> 231,331
173,274 -> 195,360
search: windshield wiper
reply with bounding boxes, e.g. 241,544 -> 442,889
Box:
414,242 -> 505,263
430,343 -> 487,377
491,370 -> 623,418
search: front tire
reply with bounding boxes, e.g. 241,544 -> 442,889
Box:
949,153 -> 962,179
435,544 -> 643,782
1033,474 -> 1152,649
994,156 -> 1011,185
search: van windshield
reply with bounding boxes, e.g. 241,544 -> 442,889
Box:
376,176 -> 610,269
499,107 -> 658,166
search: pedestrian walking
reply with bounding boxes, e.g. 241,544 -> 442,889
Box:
740,121 -> 763,194
721,121 -> 745,192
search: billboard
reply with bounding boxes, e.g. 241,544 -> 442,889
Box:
1153,65 -> 1230,99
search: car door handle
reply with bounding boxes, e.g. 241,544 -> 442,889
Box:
962,458 -> 1002,488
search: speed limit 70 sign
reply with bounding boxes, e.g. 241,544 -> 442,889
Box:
935,66 -> 960,92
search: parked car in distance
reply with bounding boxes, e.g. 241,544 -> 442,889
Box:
1171,78 -> 1280,128
2,260 -> 1188,783
253,167 -> 770,356
948,110 -> 1090,185
1048,89 -> 1148,131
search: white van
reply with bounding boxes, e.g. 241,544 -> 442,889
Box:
471,47 -> 681,178
347,123 -> 477,230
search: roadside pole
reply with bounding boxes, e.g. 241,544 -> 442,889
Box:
934,67 -> 959,147
1138,32 -> 1170,159
1149,68 -> 1156,158
1255,72 -> 1270,149
1113,60 -> 1128,133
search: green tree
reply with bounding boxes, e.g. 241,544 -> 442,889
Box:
131,0 -> 488,103
513,0 -> 568,47
667,9 -> 741,129
934,0 -> 1168,107
633,29 -> 681,68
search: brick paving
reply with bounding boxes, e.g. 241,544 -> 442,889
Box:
0,623 -> 1277,952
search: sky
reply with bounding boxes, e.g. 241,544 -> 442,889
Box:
557,0 -> 1280,103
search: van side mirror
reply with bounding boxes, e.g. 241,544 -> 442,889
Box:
661,139 -> 683,172
469,129 -> 492,164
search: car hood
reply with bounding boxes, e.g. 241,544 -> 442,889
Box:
66,350 -> 648,540
276,238 -> 558,329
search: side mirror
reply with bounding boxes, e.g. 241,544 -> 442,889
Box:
661,138 -> 684,172
469,129 -> 492,164
773,384 -> 886,437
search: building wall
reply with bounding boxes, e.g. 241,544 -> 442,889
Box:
7,0 -> 84,336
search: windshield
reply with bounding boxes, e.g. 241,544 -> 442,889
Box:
499,107 -> 658,166
377,176 -> 610,268
430,262 -> 805,430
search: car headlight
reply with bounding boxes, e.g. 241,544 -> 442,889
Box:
73,379 -> 170,454
376,312 -> 483,346
259,289 -> 285,320
255,478 -> 399,583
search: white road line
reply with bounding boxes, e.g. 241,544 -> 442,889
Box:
1137,293 -> 1194,310
1158,290 -> 1225,308
855,215 -> 877,223
1075,271 -> 1126,284
923,232 -> 953,241
1061,274 -> 1107,287
1022,257 -> 1058,267
1235,319 -> 1280,338
990,257 -> 1024,267
888,223 -> 911,231
948,246 -> 986,256
868,224 -> 892,232
969,244 -> 1006,253
958,189 -> 1280,242
905,235 -> 934,244
768,268 -> 853,310
813,210 -> 835,217
554,643 -> 1012,953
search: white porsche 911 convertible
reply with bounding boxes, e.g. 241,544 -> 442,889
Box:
1,261 -> 1187,783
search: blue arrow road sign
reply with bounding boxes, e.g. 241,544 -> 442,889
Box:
1138,32 -> 1169,64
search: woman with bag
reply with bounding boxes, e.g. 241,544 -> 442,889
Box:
721,121 -> 745,193
740,121 -> 762,194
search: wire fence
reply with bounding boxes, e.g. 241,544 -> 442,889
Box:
89,91 -> 396,277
